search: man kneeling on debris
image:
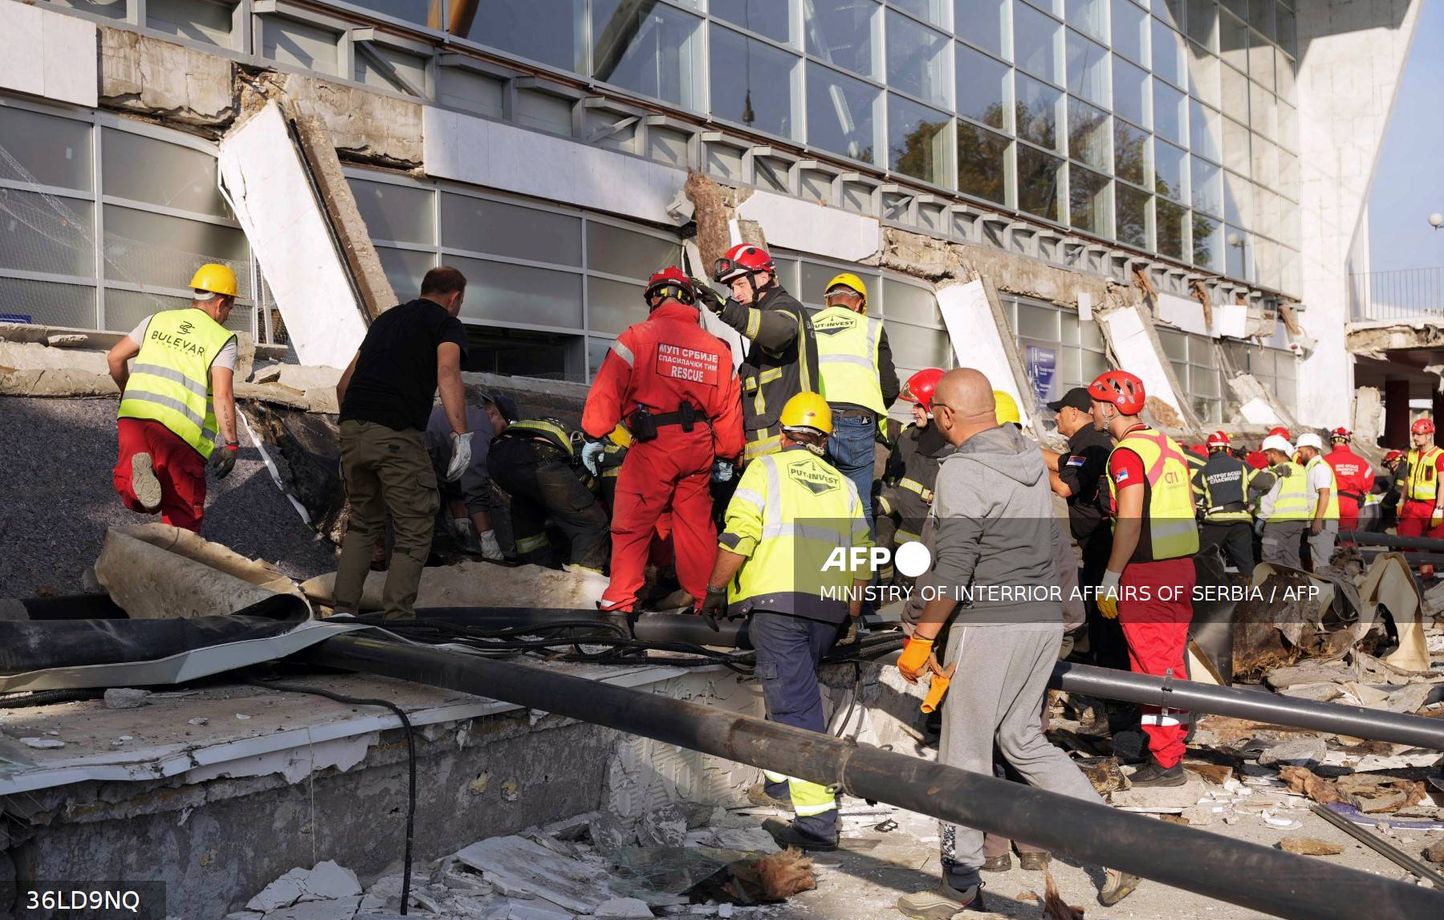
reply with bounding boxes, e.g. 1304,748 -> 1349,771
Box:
893,369 -> 1138,918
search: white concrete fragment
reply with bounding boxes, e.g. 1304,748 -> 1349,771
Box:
735,190 -> 880,262
20,738 -> 65,749
0,2 -> 97,107
297,860 -> 362,902
936,280 -> 1029,428
455,835 -> 612,914
1096,305 -> 1185,421
481,900 -> 574,920
1238,397 -> 1283,426
259,895 -> 361,920
246,868 -> 308,912
594,897 -> 655,918
103,688 -> 152,710
707,827 -> 780,854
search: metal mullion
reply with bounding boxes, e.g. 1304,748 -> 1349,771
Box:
465,317 -> 595,338
370,239 -> 436,254
586,268 -> 652,286
92,115 -> 105,331
0,268 -> 102,286
709,16 -> 798,57
0,179 -> 96,202
581,216 -> 591,376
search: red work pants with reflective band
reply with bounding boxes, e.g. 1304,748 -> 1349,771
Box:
600,428 -> 716,612
1118,557 -> 1195,769
113,417 -> 207,532
1397,499 -> 1444,539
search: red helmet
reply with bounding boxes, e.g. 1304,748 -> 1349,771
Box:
644,266 -> 695,307
1267,426 -> 1291,439
1412,417 -> 1436,435
1206,431 -> 1231,449
713,243 -> 774,283
1384,449 -> 1405,464
1329,427 -> 1351,442
1087,370 -> 1146,416
901,368 -> 944,412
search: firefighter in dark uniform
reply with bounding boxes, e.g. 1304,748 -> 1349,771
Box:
1193,430 -> 1257,585
489,415 -> 610,572
876,368 -> 948,585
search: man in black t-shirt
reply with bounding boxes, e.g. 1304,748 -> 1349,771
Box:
334,266 -> 471,619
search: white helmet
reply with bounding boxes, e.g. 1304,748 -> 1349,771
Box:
1295,432 -> 1325,452
1261,434 -> 1294,456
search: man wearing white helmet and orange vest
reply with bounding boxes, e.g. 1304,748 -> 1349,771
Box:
1253,434 -> 1311,568
1398,417 -> 1444,538
1089,370 -> 1199,788
1294,432 -> 1339,570
1324,428 -> 1372,537
105,263 -> 242,532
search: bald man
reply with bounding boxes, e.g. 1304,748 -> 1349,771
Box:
894,370 -> 1138,917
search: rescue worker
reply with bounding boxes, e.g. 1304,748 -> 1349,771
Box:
1377,449 -> 1406,532
1324,428 -> 1372,537
692,244 -> 819,462
1295,433 -> 1339,570
876,368 -> 949,586
583,266 -> 744,613
334,266 -> 472,619
700,392 -> 870,851
106,263 -> 242,533
1398,418 -> 1444,538
1252,434 -> 1311,568
1091,370 -> 1199,788
811,273 -> 899,529
896,370 -> 1138,917
1193,431 -> 1256,582
489,414 -> 610,574
424,392 -> 516,561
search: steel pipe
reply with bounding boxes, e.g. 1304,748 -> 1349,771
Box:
305,634 -> 1444,920
1340,530 -> 1444,552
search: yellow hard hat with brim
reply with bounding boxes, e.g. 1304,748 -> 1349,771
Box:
824,272 -> 868,310
994,390 -> 1021,426
779,391 -> 833,436
189,263 -> 238,297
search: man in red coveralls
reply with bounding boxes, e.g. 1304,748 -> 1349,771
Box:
1323,428 -> 1372,537
582,267 -> 744,613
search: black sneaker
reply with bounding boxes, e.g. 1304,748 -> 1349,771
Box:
1129,760 -> 1187,787
762,817 -> 837,852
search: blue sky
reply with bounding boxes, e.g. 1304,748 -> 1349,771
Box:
1368,0 -> 1444,273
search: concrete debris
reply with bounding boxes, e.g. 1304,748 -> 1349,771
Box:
454,835 -> 611,914
1257,737 -> 1328,767
1278,836 -> 1344,856
1278,766 -> 1430,814
637,805 -> 690,849
1424,839 -> 1444,864
594,897 -> 656,918
19,737 -> 64,749
693,827 -> 781,855
102,687 -> 151,709
1040,865 -> 1085,920
303,560 -> 608,614
263,896 -> 362,920
1182,763 -> 1234,785
1082,757 -> 1128,795
1111,775 -> 1207,812
246,862 -> 360,914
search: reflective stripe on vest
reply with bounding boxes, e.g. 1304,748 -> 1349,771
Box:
117,308 -> 233,459
1305,455 -> 1340,520
501,419 -> 574,458
812,306 -> 885,414
1265,462 -> 1312,521
1406,447 -> 1443,502
1107,428 -> 1200,562
1200,453 -> 1250,523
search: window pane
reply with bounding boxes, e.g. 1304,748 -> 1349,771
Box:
1065,0 -> 1108,42
375,246 -> 435,300
1222,117 -> 1250,174
807,64 -> 880,163
710,27 -> 798,138
1116,184 -> 1149,247
1249,0 -> 1275,39
1068,96 -> 1110,170
1190,99 -> 1221,162
592,0 -> 701,108
1015,301 -> 1057,339
468,0 -> 581,72
1219,8 -> 1248,73
1014,1 -> 1062,85
0,277 -> 93,327
1277,4 -> 1296,56
260,17 -> 338,75
1249,32 -> 1275,91
956,43 -> 1011,130
1017,144 -> 1063,221
806,0 -> 877,78
882,278 -> 939,324
1250,84 -> 1276,139
587,221 -> 678,279
1153,80 -> 1186,145
957,121 -> 1010,204
1016,74 -> 1063,152
0,190 -> 94,277
712,0 -> 791,43
1154,20 -> 1184,88
1157,327 -> 1186,360
1276,47 -> 1296,103
1187,0 -> 1217,49
352,178 -> 435,246
1069,164 -> 1111,236
1113,56 -> 1149,128
103,130 -> 229,218
1111,0 -> 1148,64
443,194 -> 582,265
1251,136 -> 1278,188
1224,225 -> 1251,280
885,320 -> 951,369
1191,156 -> 1223,214
0,107 -> 91,192
1080,345 -> 1109,381
1154,138 -> 1186,201
104,290 -> 195,335
1113,119 -> 1148,185
887,11 -> 951,107
957,0 -> 1006,57
104,206 -> 248,292
889,96 -> 953,186
1189,45 -> 1221,107
451,255 -> 582,329
893,0 -> 949,29
1065,30 -> 1110,106
588,275 -> 649,335
801,262 -> 876,306
1156,198 -> 1186,259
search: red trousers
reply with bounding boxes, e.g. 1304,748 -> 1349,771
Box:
1337,498 -> 1360,537
601,429 -> 715,612
114,417 -> 207,532
1119,557 -> 1195,768
1396,499 -> 1444,539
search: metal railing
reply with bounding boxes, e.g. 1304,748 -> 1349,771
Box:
1348,267 -> 1444,322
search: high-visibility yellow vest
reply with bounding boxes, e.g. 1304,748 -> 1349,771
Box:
1304,455 -> 1340,520
721,447 -> 870,622
1263,462 -> 1312,522
118,308 -> 235,459
1405,446 -> 1444,502
812,306 -> 885,415
1107,427 -> 1200,562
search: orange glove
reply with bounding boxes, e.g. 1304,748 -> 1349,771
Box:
897,636 -> 934,683
920,670 -> 952,713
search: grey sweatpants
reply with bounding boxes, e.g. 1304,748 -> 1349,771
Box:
1261,520 -> 1306,569
938,620 -> 1103,890
1307,520 -> 1338,571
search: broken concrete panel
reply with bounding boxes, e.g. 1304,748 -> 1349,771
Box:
93,527 -> 293,620
684,171 -> 737,271
99,29 -> 234,127
1346,319 -> 1444,358
0,367 -> 117,398
302,560 -> 605,612
1096,304 -> 1194,433
454,835 -> 612,913
952,239 -> 1122,311
1228,374 -> 1293,429
936,280 -> 1030,428
0,341 -> 110,375
735,189 -> 880,263
0,3 -> 97,108
282,73 -> 422,167
235,382 -> 314,412
118,523 -> 304,596
219,102 -> 370,369
879,227 -> 963,280
1353,386 -> 1384,447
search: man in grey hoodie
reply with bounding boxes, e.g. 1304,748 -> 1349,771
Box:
894,369 -> 1138,919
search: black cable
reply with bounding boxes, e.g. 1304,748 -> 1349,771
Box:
0,689 -> 102,708
249,680 -> 417,917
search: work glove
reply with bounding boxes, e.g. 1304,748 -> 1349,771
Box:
691,277 -> 728,314
920,665 -> 955,714
210,442 -> 238,479
698,585 -> 731,631
711,459 -> 735,483
445,432 -> 472,482
1097,570 -> 1123,620
896,635 -> 934,683
581,440 -> 607,477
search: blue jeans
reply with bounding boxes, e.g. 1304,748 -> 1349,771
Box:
826,411 -> 876,535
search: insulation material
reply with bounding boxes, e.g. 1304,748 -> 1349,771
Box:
734,189 -> 881,263
1097,305 -> 1185,419
1238,397 -> 1283,426
0,3 -> 96,108
218,102 -> 369,369
1156,292 -> 1251,340
936,280 -> 1029,428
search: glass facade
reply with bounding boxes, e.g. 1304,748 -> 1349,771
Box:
999,295 -> 1111,411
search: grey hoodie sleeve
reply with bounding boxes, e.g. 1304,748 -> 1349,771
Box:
928,460 -> 985,591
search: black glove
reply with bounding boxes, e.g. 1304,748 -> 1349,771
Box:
698,585 -> 730,630
691,278 -> 727,314
211,443 -> 238,480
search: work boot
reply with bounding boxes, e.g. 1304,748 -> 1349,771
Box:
1098,868 -> 1141,906
1018,852 -> 1051,871
746,783 -> 793,810
130,453 -> 161,512
761,817 -> 837,852
980,854 -> 1011,872
1128,760 -> 1187,787
895,882 -> 985,918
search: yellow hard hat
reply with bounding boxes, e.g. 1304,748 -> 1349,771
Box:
779,391 -> 833,436
994,390 -> 1021,426
607,424 -> 633,449
189,263 -> 238,297
824,272 -> 868,311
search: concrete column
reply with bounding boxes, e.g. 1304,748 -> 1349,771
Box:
1385,378 -> 1411,447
